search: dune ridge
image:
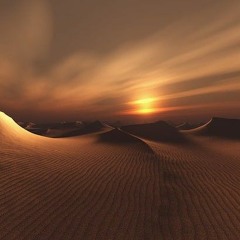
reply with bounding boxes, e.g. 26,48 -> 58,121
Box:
51,120 -> 112,137
177,122 -> 194,130
187,117 -> 240,139
0,112 -> 36,141
98,128 -> 155,154
121,121 -> 185,143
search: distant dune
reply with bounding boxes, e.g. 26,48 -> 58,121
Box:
99,128 -> 141,143
44,128 -> 80,138
98,128 -> 154,153
121,121 -> 185,142
50,120 -> 112,137
188,117 -> 240,139
177,122 -> 194,130
1,112 -> 240,239
21,120 -> 112,138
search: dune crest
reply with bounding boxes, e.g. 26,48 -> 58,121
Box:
55,120 -> 112,137
121,121 -> 185,143
177,122 -> 194,130
0,112 -> 35,141
188,117 -> 240,139
98,128 -> 155,153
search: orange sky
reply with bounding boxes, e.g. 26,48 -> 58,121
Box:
0,0 -> 240,123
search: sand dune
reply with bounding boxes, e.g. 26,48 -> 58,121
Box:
1,112 -> 240,239
145,137 -> 240,239
98,128 -> 154,153
177,122 -> 195,130
50,120 -> 112,137
22,120 -> 112,138
121,121 -> 185,143
187,117 -> 240,139
0,112 -> 37,141
99,128 -> 141,143
19,121 -> 84,138
44,128 -> 80,138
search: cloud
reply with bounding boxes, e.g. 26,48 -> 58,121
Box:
0,0 -> 52,63
0,0 -> 240,121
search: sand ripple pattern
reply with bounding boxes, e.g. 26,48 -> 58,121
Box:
1,113 -> 240,239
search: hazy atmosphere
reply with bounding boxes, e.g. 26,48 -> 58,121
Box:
1,2 -> 240,239
0,0 -> 240,122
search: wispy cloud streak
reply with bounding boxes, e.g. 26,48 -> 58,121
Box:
0,0 -> 239,121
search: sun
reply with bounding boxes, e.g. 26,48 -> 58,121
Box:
130,97 -> 159,115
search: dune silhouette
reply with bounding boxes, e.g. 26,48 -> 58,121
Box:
27,127 -> 48,135
22,121 -> 85,137
35,121 -> 83,130
188,117 -> 240,139
99,128 -> 139,143
17,121 -> 29,128
86,120 -> 106,131
121,121 -> 185,143
177,122 -> 194,130
98,128 -> 154,153
50,120 -> 112,137
25,122 -> 37,129
44,128 -> 78,138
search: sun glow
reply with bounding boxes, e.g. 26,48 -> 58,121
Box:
132,97 -> 157,105
129,97 -> 159,115
136,108 -> 157,114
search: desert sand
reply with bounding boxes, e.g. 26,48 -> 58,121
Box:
1,111 -> 240,240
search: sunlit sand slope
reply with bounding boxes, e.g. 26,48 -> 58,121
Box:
0,112 -> 34,140
1,112 -> 240,239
